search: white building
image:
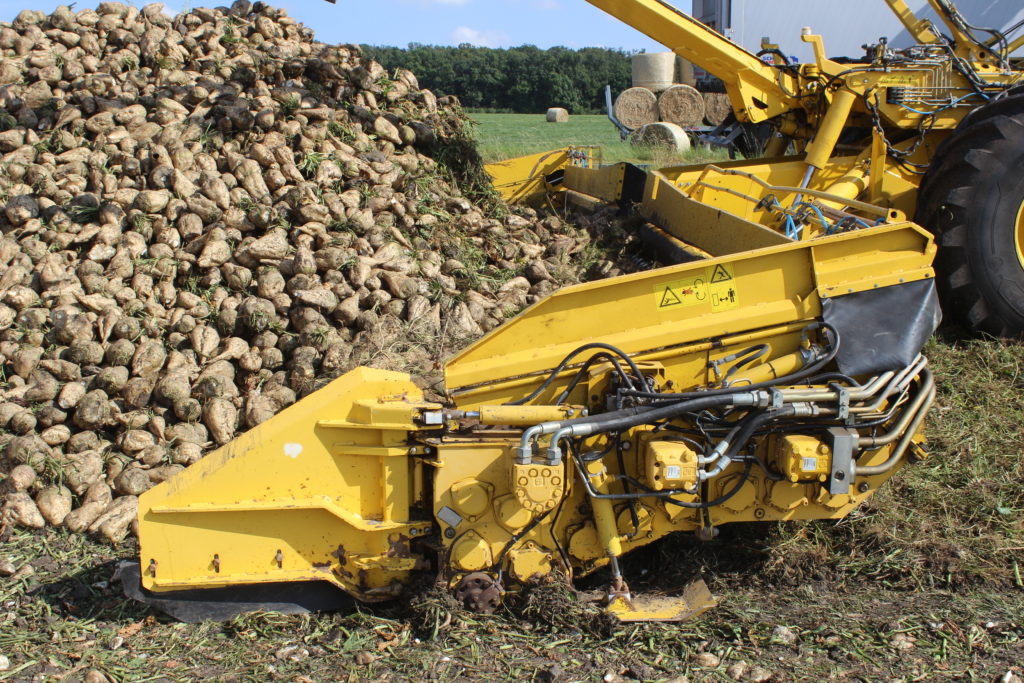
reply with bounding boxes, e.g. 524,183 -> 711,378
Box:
691,0 -> 1024,62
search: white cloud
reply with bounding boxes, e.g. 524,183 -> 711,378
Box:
451,26 -> 511,47
531,0 -> 561,10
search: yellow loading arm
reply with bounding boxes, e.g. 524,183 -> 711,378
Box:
583,0 -> 802,123
885,0 -> 941,44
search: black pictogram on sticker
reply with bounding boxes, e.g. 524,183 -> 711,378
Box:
659,286 -> 682,308
710,265 -> 733,283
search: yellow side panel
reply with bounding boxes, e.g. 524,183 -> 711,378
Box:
643,172 -> 790,255
485,149 -> 570,204
444,223 -> 935,406
563,164 -> 626,203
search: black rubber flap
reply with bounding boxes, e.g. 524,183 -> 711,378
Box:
119,561 -> 354,623
822,278 -> 941,377
621,163 -> 648,206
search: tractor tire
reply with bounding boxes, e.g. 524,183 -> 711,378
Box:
916,99 -> 1024,337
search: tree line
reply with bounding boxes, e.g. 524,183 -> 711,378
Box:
361,44 -> 634,114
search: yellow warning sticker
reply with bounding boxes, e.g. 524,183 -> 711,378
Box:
654,263 -> 739,313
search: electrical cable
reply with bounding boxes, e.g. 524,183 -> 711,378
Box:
548,465 -> 571,572
492,508 -> 553,580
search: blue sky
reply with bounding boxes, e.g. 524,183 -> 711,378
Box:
0,0 -> 680,51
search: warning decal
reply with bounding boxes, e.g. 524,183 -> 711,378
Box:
654,263 -> 739,313
654,276 -> 706,311
710,264 -> 733,283
659,286 -> 683,308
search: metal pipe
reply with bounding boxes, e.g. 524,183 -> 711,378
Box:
517,422 -> 562,463
547,423 -> 597,465
791,148 -> 817,208
777,370 -> 895,403
698,439 -> 730,467
855,381 -> 935,476
850,356 -> 927,414
605,84 -> 631,139
857,368 -> 934,450
700,451 -> 732,481
689,166 -> 893,217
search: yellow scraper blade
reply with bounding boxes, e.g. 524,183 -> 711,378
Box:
605,579 -> 717,622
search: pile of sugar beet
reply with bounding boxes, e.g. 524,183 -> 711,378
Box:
0,2 -> 637,542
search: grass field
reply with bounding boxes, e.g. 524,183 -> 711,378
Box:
471,113 -> 721,166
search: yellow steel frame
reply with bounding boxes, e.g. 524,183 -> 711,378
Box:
445,221 -> 934,405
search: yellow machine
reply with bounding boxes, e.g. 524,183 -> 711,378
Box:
133,170 -> 939,621
586,0 -> 1024,336
129,0 -> 1019,620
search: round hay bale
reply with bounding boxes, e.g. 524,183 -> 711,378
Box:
614,87 -> 659,131
545,107 -> 569,123
703,92 -> 732,125
630,122 -> 692,152
632,52 -> 676,93
676,57 -> 696,87
658,85 -> 705,128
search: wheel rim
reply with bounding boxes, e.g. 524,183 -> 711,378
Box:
1017,199 -> 1024,270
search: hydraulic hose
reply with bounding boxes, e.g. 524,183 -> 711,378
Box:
508,342 -> 648,406
520,388 -> 767,463
520,403 -> 661,462
620,322 -> 840,403
553,351 -> 635,405
701,406 -> 797,481
544,394 -> 743,463
569,404 -> 806,512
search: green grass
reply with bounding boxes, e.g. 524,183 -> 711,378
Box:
472,113 -> 722,166
1,520 -> 1021,682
